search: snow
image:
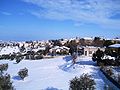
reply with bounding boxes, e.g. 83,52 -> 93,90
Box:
103,55 -> 115,60
0,46 -> 20,55
32,47 -> 46,52
83,37 -> 93,40
109,44 -> 120,48
0,56 -> 119,90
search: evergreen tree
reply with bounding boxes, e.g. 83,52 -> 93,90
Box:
70,74 -> 96,90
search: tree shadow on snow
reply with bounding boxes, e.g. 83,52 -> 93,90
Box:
90,68 -> 119,90
76,60 -> 97,66
63,55 -> 72,62
59,62 -> 74,72
12,75 -> 22,80
63,56 -> 96,66
44,87 -> 62,90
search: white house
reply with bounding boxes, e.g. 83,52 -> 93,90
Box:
49,46 -> 70,54
83,46 -> 105,57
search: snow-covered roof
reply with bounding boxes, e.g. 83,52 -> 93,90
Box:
50,46 -> 70,52
32,47 -> 46,52
83,37 -> 93,40
84,46 -> 105,49
112,39 -> 120,41
0,46 -> 20,55
109,44 -> 120,48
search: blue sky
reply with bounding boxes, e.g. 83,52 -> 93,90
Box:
0,0 -> 120,41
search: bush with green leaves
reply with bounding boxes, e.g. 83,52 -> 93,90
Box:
18,68 -> 28,80
69,73 -> 96,90
0,63 -> 8,73
0,74 -> 14,90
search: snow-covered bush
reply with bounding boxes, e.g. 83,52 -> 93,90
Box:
69,74 -> 96,90
34,55 -> 43,60
15,56 -> 24,63
1,54 -> 11,60
18,68 -> 28,80
0,63 -> 8,73
0,73 -> 14,90
105,67 -> 113,76
10,54 -> 16,60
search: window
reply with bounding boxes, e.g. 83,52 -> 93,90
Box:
89,51 -> 92,54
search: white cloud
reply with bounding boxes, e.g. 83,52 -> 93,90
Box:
23,0 -> 120,28
1,11 -> 12,15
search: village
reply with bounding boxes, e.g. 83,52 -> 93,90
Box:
0,37 -> 120,56
0,37 -> 120,60
0,37 -> 120,90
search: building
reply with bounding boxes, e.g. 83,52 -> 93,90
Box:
83,46 -> 105,57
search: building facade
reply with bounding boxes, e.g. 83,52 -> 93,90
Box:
83,46 -> 105,57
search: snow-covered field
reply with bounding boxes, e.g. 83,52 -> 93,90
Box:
0,56 -> 119,90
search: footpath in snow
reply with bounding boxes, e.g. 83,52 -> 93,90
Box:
0,56 -> 119,90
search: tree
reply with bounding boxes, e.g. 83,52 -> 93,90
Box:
0,64 -> 14,90
79,38 -> 85,46
52,40 -> 62,46
69,74 -> 96,90
92,37 -> 104,47
0,74 -> 14,90
43,46 -> 50,55
0,63 -> 8,74
15,56 -> 24,63
92,49 -> 104,65
103,40 -> 114,47
20,45 -> 25,52
18,68 -> 28,80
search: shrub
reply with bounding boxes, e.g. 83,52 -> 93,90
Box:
34,55 -> 43,60
15,56 -> 24,63
69,73 -> 96,90
10,54 -> 16,61
25,55 -> 30,59
1,54 -> 11,60
0,74 -> 14,90
99,62 -> 105,69
0,63 -> 8,73
92,49 -> 104,63
106,67 -> 113,76
18,68 -> 28,80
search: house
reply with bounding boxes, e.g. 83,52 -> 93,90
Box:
49,46 -> 70,55
109,44 -> 120,48
84,37 -> 93,46
83,46 -> 105,57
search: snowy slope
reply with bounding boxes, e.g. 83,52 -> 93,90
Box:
0,56 -> 119,90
